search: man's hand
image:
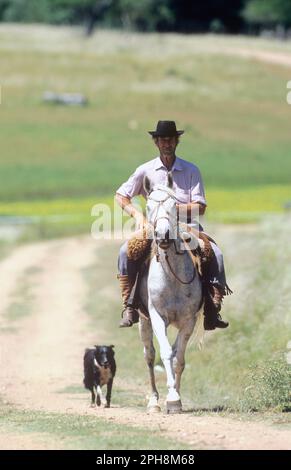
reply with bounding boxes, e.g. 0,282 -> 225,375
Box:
115,193 -> 147,230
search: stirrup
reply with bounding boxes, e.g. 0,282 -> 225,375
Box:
119,317 -> 133,328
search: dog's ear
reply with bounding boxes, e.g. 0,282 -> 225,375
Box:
94,345 -> 99,349
110,344 -> 115,349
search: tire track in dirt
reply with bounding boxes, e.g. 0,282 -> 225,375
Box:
0,242 -> 53,319
0,236 -> 97,413
0,236 -> 290,450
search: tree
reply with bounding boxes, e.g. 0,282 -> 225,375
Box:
51,0 -> 114,33
2,0 -> 52,23
116,0 -> 174,32
0,0 -> 174,33
243,0 -> 291,28
0,1 -> 9,20
0,0 -> 256,34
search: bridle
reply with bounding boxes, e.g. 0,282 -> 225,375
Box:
147,188 -> 176,234
147,187 -> 196,285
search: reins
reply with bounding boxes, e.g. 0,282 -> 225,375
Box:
164,249 -> 196,285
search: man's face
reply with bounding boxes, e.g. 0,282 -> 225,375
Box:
155,136 -> 178,158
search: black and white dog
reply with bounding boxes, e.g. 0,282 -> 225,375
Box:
83,345 -> 116,408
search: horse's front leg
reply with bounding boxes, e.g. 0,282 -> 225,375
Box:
172,318 -> 196,395
148,300 -> 181,413
139,316 -> 160,413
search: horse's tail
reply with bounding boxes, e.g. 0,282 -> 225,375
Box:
190,305 -> 205,350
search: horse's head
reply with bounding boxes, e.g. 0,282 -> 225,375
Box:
144,172 -> 178,250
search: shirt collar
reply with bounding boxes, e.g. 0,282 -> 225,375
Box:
154,156 -> 183,171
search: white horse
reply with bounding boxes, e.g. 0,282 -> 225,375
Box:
138,173 -> 204,414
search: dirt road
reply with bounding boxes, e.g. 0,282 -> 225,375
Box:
0,236 -> 290,450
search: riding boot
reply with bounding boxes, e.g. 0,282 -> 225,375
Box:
118,274 -> 139,328
203,284 -> 229,330
210,284 -> 229,329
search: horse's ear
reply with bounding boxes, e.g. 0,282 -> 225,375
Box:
167,171 -> 173,189
143,175 -> 152,194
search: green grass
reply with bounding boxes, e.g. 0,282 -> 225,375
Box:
1,183 -> 290,241
0,185 -> 290,216
0,25 -> 290,226
0,400 -> 191,450
4,265 -> 41,322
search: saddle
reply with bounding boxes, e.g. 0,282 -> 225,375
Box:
127,223 -> 213,264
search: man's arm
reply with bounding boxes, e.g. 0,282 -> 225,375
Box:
115,193 -> 146,228
177,164 -> 207,221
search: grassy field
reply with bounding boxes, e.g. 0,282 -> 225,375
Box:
0,25 -> 290,232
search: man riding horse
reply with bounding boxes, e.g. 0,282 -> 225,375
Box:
115,120 -> 231,330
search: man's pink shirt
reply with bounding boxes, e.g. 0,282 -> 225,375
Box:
116,156 -> 207,206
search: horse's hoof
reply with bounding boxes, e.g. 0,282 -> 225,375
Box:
166,400 -> 182,414
147,405 -> 161,414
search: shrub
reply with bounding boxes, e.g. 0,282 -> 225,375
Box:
242,353 -> 291,412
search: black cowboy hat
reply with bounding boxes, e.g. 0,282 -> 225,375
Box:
148,120 -> 184,137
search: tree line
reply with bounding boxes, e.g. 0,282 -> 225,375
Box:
0,0 -> 290,36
